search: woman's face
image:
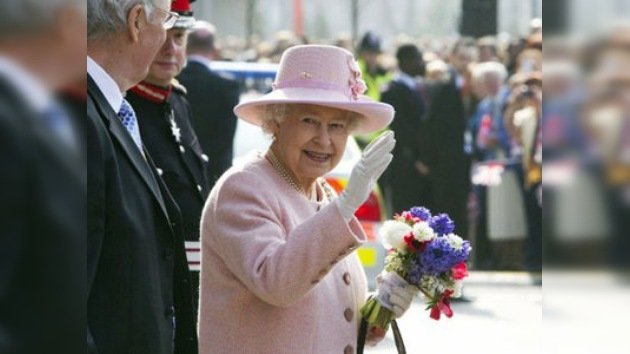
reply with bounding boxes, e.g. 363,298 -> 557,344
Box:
271,104 -> 352,186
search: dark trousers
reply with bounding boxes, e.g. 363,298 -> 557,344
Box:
524,183 -> 542,271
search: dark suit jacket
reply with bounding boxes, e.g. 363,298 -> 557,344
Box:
127,85 -> 210,242
423,81 -> 468,171
422,80 -> 470,238
87,77 -> 197,354
381,79 -> 428,212
177,61 -> 239,186
0,78 -> 84,353
127,84 -> 211,319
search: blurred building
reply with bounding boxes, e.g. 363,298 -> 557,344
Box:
192,0 -> 541,51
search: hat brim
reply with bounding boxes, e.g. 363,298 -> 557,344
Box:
233,87 -> 394,134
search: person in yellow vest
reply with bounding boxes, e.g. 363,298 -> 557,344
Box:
355,31 -> 392,146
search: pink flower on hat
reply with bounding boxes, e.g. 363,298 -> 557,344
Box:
349,78 -> 367,99
347,58 -> 367,99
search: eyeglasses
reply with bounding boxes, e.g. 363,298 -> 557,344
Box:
152,5 -> 180,29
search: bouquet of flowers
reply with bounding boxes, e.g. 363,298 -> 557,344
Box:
360,206 -> 472,330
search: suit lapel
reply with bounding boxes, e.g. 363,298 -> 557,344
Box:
0,78 -> 84,187
87,76 -> 171,223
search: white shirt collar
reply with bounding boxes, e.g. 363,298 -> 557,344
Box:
394,71 -> 421,91
0,56 -> 52,113
87,56 -> 123,113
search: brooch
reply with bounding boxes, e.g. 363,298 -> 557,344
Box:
168,109 -> 181,143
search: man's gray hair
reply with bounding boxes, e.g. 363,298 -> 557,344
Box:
0,0 -> 86,36
472,61 -> 508,85
88,0 -> 157,42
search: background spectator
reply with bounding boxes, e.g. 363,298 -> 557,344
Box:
178,20 -> 240,186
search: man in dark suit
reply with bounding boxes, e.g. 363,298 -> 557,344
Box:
127,0 -> 209,320
381,44 -> 429,214
177,21 -> 240,186
87,0 -> 197,353
0,1 -> 85,353
423,78 -> 470,241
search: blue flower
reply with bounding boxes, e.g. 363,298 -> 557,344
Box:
406,262 -> 423,284
409,206 -> 432,221
416,237 -> 466,276
429,214 -> 455,236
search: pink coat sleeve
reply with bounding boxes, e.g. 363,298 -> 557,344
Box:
204,171 -> 367,308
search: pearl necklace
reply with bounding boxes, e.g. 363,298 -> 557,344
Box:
265,149 -> 309,197
264,150 -> 337,205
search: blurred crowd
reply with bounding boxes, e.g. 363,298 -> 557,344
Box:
200,15 -> 629,273
201,20 -> 544,271
2,0 -> 629,351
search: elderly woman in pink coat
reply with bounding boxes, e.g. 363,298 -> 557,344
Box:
198,45 -> 417,354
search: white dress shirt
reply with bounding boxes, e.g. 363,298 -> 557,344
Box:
0,55 -> 52,113
1,55 -> 78,149
87,56 -> 123,113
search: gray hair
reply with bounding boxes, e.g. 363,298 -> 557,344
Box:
87,0 -> 157,42
0,0 -> 86,36
472,61 -> 508,86
260,104 -> 362,136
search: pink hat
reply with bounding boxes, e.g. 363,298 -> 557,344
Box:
233,45 -> 394,134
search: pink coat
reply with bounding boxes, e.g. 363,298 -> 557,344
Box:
198,153 -> 368,354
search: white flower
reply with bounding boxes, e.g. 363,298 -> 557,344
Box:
444,233 -> 464,250
380,220 -> 412,252
412,221 -> 435,242
420,275 -> 438,294
451,280 -> 464,298
384,254 -> 404,273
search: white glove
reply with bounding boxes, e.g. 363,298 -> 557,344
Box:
376,272 -> 418,318
389,283 -> 417,318
336,131 -> 395,221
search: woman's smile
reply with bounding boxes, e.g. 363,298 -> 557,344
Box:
303,150 -> 333,163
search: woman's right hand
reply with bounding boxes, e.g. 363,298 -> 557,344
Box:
365,325 -> 387,347
336,131 -> 395,220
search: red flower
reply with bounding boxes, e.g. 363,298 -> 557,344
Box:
451,262 -> 469,280
430,290 -> 454,320
400,211 -> 421,225
403,233 -> 419,253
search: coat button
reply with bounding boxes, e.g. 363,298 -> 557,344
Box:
164,306 -> 175,318
344,308 -> 353,322
343,272 -> 351,285
156,167 -> 163,176
196,184 -> 202,192
179,145 -> 185,153
344,344 -> 354,354
201,153 -> 209,162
